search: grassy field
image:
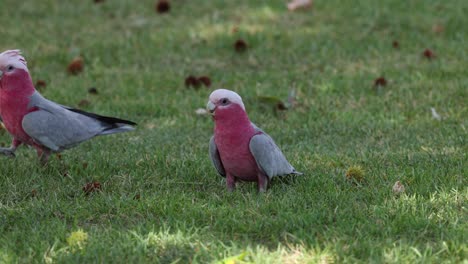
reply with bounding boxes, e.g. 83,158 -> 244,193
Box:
0,0 -> 467,263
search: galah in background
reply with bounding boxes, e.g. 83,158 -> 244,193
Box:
207,89 -> 302,192
0,50 -> 136,163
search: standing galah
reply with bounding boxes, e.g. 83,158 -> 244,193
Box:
207,89 -> 302,192
0,50 -> 136,163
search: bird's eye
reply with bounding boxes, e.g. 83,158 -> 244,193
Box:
220,98 -> 230,105
6,65 -> 14,72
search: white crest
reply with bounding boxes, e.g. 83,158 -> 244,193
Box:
0,50 -> 28,72
209,89 -> 245,110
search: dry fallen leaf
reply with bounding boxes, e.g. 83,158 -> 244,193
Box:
195,108 -> 208,115
234,39 -> 248,52
155,0 -> 170,14
83,181 -> 102,195
287,0 -> 313,11
88,87 -> 98,95
185,75 -> 201,89
431,107 -> 441,121
35,80 -> 47,90
392,181 -> 405,194
374,77 -> 387,87
198,76 -> 212,87
67,56 -> 84,75
423,49 -> 435,59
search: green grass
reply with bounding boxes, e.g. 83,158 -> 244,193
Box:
0,0 -> 467,263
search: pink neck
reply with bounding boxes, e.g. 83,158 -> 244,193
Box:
214,104 -> 254,135
0,69 -> 35,94
0,70 -> 36,113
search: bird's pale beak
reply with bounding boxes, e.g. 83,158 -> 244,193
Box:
207,101 -> 216,114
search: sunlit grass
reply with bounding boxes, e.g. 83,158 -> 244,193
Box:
0,0 -> 467,263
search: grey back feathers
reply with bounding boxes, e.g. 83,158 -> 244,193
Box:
249,131 -> 299,179
209,136 -> 226,177
209,122 -> 301,179
22,92 -> 135,152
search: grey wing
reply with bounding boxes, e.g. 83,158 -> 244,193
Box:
22,91 -> 135,151
209,136 -> 226,177
22,109 -> 106,152
22,92 -> 112,151
249,132 -> 299,179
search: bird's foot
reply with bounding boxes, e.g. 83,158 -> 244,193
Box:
227,184 -> 236,192
257,173 -> 269,193
0,147 -> 16,158
226,174 -> 237,192
36,149 -> 51,166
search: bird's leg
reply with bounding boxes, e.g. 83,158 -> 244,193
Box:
0,138 -> 21,157
257,172 -> 270,193
35,147 -> 51,165
226,173 -> 237,192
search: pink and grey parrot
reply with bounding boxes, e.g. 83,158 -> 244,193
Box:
0,50 -> 136,163
207,89 -> 302,192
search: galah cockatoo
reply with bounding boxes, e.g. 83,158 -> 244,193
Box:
0,50 -> 136,163
207,89 -> 302,192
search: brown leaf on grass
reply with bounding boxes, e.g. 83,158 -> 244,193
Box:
31,189 -> 38,197
67,57 -> 84,75
374,77 -> 387,87
88,87 -> 98,95
185,75 -> 201,89
234,39 -> 248,52
392,181 -> 405,194
198,76 -> 212,87
94,0 -> 105,3
392,40 -> 400,49
423,49 -> 435,59
276,102 -> 288,111
35,80 -> 47,90
155,0 -> 170,14
83,181 -> 102,195
287,0 -> 313,11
